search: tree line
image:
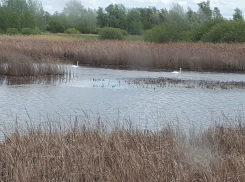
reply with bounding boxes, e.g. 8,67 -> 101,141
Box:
0,0 -> 244,42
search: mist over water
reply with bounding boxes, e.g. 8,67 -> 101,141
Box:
1,66 -> 245,133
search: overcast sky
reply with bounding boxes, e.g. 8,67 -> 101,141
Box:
40,0 -> 244,19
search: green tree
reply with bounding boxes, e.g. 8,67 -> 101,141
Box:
191,18 -> 225,42
233,8 -> 244,21
202,21 -> 245,43
1,0 -> 28,15
127,8 -> 142,34
96,7 -> 108,27
20,11 -> 35,29
105,4 -> 127,30
27,0 -> 47,31
213,7 -> 223,19
139,7 -> 163,30
197,0 -> 212,20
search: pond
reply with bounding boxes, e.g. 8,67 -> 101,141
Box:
1,66 -> 245,132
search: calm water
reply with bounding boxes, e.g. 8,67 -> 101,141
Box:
1,67 -> 245,131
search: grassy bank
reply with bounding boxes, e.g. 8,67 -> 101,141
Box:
1,35 -> 245,76
0,119 -> 245,181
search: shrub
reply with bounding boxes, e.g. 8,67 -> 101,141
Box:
191,19 -> 225,42
46,21 -> 65,33
65,28 -> 81,34
21,27 -> 41,35
119,29 -> 128,36
91,28 -> 103,34
6,28 -> 19,35
98,27 -> 124,40
0,28 -> 2,34
143,24 -> 186,43
201,21 -> 245,43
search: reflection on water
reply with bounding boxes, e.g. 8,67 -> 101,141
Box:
1,66 -> 245,133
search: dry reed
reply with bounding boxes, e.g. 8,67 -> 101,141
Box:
1,35 -> 245,76
1,118 -> 245,181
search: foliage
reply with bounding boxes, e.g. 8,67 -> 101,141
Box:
143,24 -> 186,43
98,27 -> 124,40
6,28 -> 19,35
233,8 -> 244,21
64,28 -> 81,34
201,21 -> 245,43
20,27 -> 41,35
127,8 -> 142,35
0,28 -> 3,34
197,0 -> 212,20
46,20 -> 65,33
91,28 -> 103,34
105,4 -> 127,30
191,18 -> 225,42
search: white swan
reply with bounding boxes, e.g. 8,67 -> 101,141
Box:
71,61 -> 79,68
172,68 -> 181,74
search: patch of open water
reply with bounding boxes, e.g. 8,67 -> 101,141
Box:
1,66 -> 245,133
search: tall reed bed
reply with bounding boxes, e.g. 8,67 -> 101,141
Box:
1,35 -> 245,74
1,119 -> 245,181
0,36 -> 68,77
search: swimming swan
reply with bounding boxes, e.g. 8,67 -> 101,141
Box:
172,68 -> 181,74
71,61 -> 79,68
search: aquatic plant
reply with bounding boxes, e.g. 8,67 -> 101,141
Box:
1,35 -> 245,76
1,117 -> 245,181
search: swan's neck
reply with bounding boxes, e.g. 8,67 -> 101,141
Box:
180,68 -> 182,73
77,61 -> 79,66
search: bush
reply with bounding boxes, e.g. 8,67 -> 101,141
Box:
201,21 -> 245,43
21,27 -> 41,35
65,28 -> 81,34
46,21 -> 65,33
191,19 -> 225,42
143,24 -> 186,43
6,28 -> 19,35
119,29 -> 128,36
0,28 -> 3,34
98,27 -> 124,40
91,28 -> 103,34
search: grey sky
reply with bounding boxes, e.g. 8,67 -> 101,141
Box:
40,0 -> 244,19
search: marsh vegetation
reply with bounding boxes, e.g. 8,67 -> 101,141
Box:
1,36 -> 245,78
1,118 -> 245,181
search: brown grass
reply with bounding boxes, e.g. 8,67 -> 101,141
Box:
1,119 -> 245,181
1,35 -> 245,75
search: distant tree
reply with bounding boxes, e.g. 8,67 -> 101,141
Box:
1,0 -> 28,15
46,20 -> 65,33
166,3 -> 190,30
96,7 -> 108,27
62,0 -> 84,28
127,8 -> 142,34
20,11 -> 35,29
105,4 -> 127,30
233,8 -> 244,21
27,0 -> 47,31
213,7 -> 223,19
139,7 -> 163,30
197,0 -> 212,20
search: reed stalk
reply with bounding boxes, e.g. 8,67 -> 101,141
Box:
1,35 -> 245,76
0,118 -> 245,181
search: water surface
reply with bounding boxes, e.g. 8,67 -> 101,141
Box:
1,67 -> 245,131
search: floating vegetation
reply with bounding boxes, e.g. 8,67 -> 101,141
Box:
125,77 -> 245,89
